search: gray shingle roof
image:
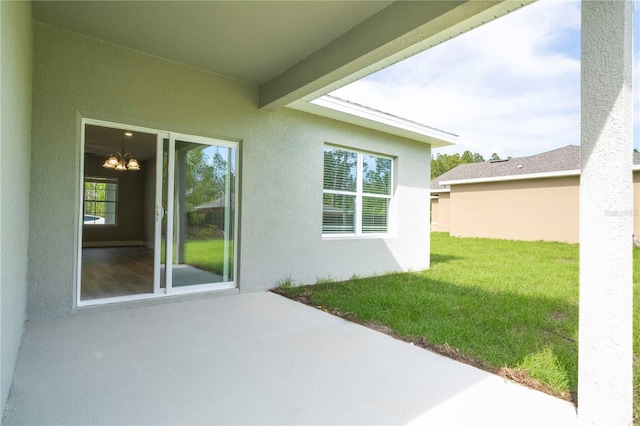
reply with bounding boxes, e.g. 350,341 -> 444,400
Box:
195,194 -> 236,210
432,145 -> 640,191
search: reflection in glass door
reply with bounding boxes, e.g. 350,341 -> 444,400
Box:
164,135 -> 237,292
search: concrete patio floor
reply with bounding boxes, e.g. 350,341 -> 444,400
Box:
2,291 -> 578,425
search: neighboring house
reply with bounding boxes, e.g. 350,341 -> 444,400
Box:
195,194 -> 237,236
431,145 -> 640,243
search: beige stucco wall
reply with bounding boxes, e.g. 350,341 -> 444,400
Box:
449,176 -> 580,243
0,1 -> 32,412
28,23 -> 432,319
440,171 -> 640,244
430,192 -> 450,232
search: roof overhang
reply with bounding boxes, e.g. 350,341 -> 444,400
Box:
261,1 -> 533,110
33,1 -> 533,142
293,95 -> 458,147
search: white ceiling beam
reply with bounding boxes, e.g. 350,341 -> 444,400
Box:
259,0 -> 531,111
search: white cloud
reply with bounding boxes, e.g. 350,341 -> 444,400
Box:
332,0 -> 637,159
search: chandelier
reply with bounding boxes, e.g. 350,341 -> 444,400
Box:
102,131 -> 140,171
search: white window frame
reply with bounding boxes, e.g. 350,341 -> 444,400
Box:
322,145 -> 393,238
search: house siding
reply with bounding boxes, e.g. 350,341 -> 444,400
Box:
449,176 -> 580,243
28,23 -> 432,319
0,1 -> 32,413
436,171 -> 640,244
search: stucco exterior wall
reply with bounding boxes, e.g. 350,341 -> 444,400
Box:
28,23 -> 432,319
430,192 -> 450,232
449,176 -> 580,243
439,171 -> 640,244
0,1 -> 32,412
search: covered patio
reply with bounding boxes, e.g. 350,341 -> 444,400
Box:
3,292 -> 576,425
1,1 -> 634,424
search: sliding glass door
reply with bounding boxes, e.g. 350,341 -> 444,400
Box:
78,119 -> 238,306
163,134 -> 237,293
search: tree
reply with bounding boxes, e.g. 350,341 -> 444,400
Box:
363,156 -> 391,194
182,147 -> 236,226
431,153 -> 459,178
431,151 -> 486,179
324,148 -> 357,192
490,153 -> 501,161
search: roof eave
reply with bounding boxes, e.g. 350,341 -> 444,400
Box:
440,169 -> 582,186
261,1 -> 534,110
289,96 -> 458,147
430,188 -> 451,193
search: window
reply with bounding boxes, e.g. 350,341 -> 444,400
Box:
84,177 -> 117,225
323,146 -> 392,236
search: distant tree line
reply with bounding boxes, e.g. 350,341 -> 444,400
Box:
431,151 -> 501,179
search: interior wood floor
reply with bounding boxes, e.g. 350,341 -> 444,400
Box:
81,246 -> 154,301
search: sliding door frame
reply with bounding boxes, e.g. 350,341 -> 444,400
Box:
166,132 -> 238,295
76,118 -> 239,308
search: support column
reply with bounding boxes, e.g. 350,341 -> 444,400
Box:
579,1 -> 633,424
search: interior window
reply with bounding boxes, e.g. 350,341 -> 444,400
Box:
83,177 -> 118,225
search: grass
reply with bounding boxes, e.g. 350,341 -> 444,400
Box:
278,232 -> 640,415
184,240 -> 234,275
162,239 -> 234,275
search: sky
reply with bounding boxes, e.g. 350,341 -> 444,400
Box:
331,0 -> 639,160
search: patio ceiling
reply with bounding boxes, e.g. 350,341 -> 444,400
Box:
32,1 -> 392,86
32,1 -> 530,111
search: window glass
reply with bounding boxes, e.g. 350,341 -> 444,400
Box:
323,148 -> 357,192
322,146 -> 392,236
362,155 -> 391,195
362,197 -> 389,233
322,194 -> 355,234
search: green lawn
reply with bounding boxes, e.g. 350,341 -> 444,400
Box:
185,239 -> 234,275
278,232 -> 639,417
163,239 -> 234,275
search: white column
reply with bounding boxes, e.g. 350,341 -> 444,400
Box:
578,1 -> 633,424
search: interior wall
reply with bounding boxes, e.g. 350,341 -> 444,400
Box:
0,1 -> 32,413
29,22 -> 432,319
449,176 -> 580,243
82,157 -> 146,245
